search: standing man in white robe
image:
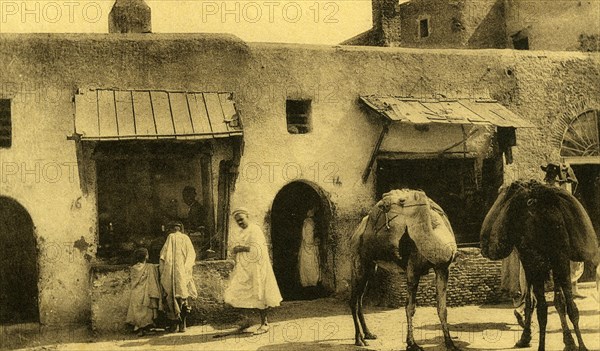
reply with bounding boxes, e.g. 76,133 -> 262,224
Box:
160,221 -> 197,333
224,207 -> 282,335
299,208 -> 321,288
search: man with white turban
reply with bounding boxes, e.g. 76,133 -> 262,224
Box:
223,207 -> 282,335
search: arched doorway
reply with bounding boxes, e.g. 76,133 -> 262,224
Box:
271,181 -> 332,301
561,109 -> 600,281
0,197 -> 39,323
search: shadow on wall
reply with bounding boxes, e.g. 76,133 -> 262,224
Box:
467,0 -> 507,49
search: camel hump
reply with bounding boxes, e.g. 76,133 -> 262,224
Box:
428,198 -> 445,214
405,200 -> 457,265
548,187 -> 600,263
428,198 -> 455,236
425,209 -> 458,264
480,184 -> 517,260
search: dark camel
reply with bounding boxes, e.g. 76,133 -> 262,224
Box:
349,189 -> 459,351
481,180 -> 600,351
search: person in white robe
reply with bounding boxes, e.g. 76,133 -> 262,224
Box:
160,221 -> 197,332
501,248 -> 534,328
299,208 -> 321,287
224,207 -> 282,335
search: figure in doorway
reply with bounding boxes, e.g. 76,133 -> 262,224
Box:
298,208 -> 321,290
221,207 -> 282,336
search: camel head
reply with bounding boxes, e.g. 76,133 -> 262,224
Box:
374,189 -> 456,265
375,189 -> 434,235
376,189 -> 429,215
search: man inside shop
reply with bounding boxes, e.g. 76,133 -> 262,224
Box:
182,186 -> 213,259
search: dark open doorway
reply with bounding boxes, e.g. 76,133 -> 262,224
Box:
571,164 -> 600,282
0,197 -> 39,324
271,181 -> 332,301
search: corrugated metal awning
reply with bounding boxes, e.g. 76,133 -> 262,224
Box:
359,95 -> 534,128
73,89 -> 243,141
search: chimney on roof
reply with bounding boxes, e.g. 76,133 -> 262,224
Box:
109,0 -> 152,33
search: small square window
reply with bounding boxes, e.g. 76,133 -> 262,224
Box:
0,99 -> 11,148
419,18 -> 430,38
286,99 -> 311,134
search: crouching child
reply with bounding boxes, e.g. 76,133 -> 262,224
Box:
126,248 -> 163,336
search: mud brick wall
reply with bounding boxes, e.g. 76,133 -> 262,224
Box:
3,33 -> 599,326
90,260 -> 237,334
366,248 -> 503,308
187,260 -> 241,326
90,264 -> 131,333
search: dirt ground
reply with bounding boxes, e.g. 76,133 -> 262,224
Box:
5,283 -> 600,351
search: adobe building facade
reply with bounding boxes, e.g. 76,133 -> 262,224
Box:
0,33 -> 599,331
505,0 -> 600,51
345,0 -> 600,51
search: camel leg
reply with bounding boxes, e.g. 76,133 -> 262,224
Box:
358,263 -> 377,340
531,279 -> 548,351
515,284 -> 535,348
350,261 -> 368,346
552,270 -> 577,350
406,258 -> 424,351
562,273 -> 588,351
434,266 -> 458,351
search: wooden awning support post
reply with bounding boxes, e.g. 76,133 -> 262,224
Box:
362,123 -> 390,183
66,133 -> 90,197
